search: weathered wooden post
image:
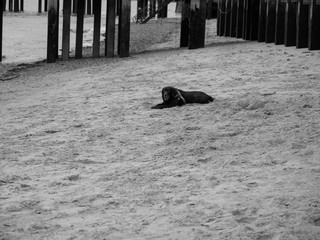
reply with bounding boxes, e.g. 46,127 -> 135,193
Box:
213,1 -> 218,18
56,0 -> 59,58
199,0 -> 206,47
106,0 -> 116,57
296,0 -> 309,48
118,0 -> 131,57
258,0 -> 266,41
38,0 -> 42,13
230,0 -> 237,37
284,0 -> 296,46
47,0 -> 59,63
217,0 -> 220,34
244,0 -> 253,40
62,0 -> 71,61
3,0 -> 6,11
225,0 -> 231,36
14,0 -> 18,11
180,0 -> 190,47
158,0 -> 163,18
159,0 -> 168,18
86,0 -> 91,14
150,0 -> 156,17
20,0 -> 23,11
73,0 -> 78,13
189,0 -> 199,49
275,0 -> 285,44
0,0 -> 3,62
44,0 -> 48,11
308,0 -> 320,50
236,0 -> 244,38
117,0 -> 120,15
142,0 -> 147,18
249,0 -> 259,40
137,0 -> 142,18
92,0 -> 101,57
242,0 -> 249,39
75,0 -> 84,58
265,0 -> 276,42
9,0 -> 12,11
217,0 -> 226,36
149,0 -> 154,17
188,0 -> 206,49
207,0 -> 213,19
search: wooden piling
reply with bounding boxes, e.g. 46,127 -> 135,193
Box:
230,0 -> 237,37
45,0 -> 48,11
106,0 -> 116,57
265,0 -> 276,42
225,0 -> 231,36
189,0 -> 205,49
198,0 -> 206,47
86,0 -> 91,14
150,0 -> 156,17
47,0 -> 59,63
217,1 -> 220,35
258,0 -> 266,41
73,0 -> 78,13
249,0 -> 259,40
62,0 -> 71,61
236,0 -> 244,38
242,0 -> 248,39
20,0 -> 24,11
56,0 -> 59,58
217,0 -> 225,36
92,0 -> 101,57
117,0 -> 120,15
159,0 -> 168,18
188,1 -> 199,49
14,0 -> 18,11
0,0 -> 3,62
3,0 -> 6,11
75,0 -> 84,58
9,0 -> 12,11
38,0 -> 42,13
296,0 -> 309,48
275,0 -> 285,44
180,0 -> 190,47
142,0 -> 147,18
137,0 -> 142,18
207,0 -> 213,19
308,0 -> 320,50
118,0 -> 131,57
284,0 -> 296,46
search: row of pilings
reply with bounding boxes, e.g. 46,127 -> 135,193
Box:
47,0 -> 211,63
217,0 -> 320,50
2,0 -> 97,14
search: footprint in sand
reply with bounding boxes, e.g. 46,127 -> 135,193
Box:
314,217 -> 320,227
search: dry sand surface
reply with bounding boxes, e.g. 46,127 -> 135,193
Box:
1,19 -> 320,240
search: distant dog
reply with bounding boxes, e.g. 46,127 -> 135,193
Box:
151,86 -> 214,109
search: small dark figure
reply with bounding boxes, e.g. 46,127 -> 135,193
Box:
137,7 -> 143,21
152,86 -> 214,109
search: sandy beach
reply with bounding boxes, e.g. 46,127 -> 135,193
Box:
1,13 -> 320,240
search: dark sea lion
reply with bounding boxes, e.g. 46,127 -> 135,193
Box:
152,86 -> 214,109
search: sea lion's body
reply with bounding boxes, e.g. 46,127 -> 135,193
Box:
152,86 -> 214,109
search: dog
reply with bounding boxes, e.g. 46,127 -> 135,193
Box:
152,86 -> 214,109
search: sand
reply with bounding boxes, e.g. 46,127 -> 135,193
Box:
1,19 -> 320,240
